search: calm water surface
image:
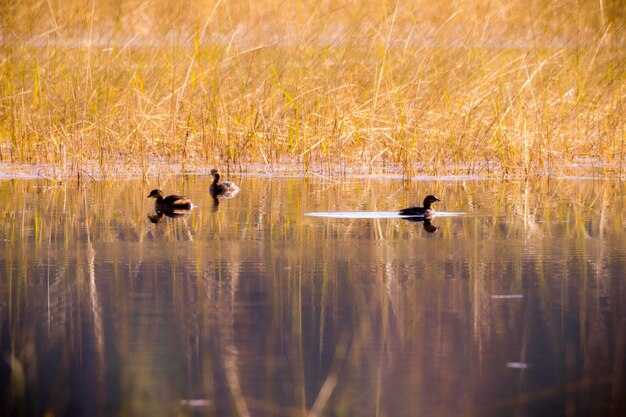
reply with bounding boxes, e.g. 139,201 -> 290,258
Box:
1,176 -> 625,417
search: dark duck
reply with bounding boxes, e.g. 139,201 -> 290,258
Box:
147,189 -> 192,212
399,195 -> 440,218
210,169 -> 240,198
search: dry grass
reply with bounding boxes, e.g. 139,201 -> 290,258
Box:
0,0 -> 625,177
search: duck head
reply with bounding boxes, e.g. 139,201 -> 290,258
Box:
423,195 -> 441,208
147,189 -> 164,199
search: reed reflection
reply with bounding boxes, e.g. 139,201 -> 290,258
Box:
0,176 -> 624,417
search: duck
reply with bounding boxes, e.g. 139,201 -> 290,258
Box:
210,169 -> 240,198
147,189 -> 192,211
399,195 -> 440,218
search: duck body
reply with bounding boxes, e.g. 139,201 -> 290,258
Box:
399,195 -> 440,218
147,189 -> 192,211
210,169 -> 240,198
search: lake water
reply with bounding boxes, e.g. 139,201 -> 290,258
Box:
1,176 -> 625,417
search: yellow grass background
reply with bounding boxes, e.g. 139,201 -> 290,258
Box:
0,0 -> 624,177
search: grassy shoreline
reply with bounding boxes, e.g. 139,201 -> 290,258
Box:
1,0 -> 625,178
0,160 -> 622,183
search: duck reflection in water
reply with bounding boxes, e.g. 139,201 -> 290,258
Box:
147,189 -> 193,223
209,169 -> 240,211
147,209 -> 192,224
401,216 -> 439,233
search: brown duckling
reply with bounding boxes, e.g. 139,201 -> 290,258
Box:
210,169 -> 240,198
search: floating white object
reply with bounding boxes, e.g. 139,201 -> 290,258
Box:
491,294 -> 524,299
304,211 -> 465,219
506,362 -> 532,369
180,399 -> 212,407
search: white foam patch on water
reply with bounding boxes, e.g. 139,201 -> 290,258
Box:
180,399 -> 211,407
304,211 -> 465,219
506,362 -> 532,369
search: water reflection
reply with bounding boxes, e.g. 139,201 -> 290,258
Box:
147,208 -> 192,223
401,216 -> 439,233
210,193 -> 220,211
0,177 -> 625,417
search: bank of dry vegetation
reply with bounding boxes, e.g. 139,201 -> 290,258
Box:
0,0 -> 625,177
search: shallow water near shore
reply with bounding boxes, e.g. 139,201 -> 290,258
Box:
1,176 -> 625,417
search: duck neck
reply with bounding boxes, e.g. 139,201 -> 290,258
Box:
212,174 -> 220,185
